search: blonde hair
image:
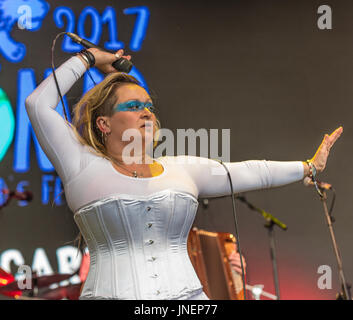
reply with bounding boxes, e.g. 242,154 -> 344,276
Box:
71,72 -> 160,160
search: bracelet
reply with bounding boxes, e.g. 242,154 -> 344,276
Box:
77,49 -> 95,68
306,160 -> 317,181
77,52 -> 90,68
306,160 -> 323,197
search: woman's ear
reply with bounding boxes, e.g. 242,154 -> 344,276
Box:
96,116 -> 111,134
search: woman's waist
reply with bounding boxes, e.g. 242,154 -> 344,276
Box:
88,243 -> 191,264
83,249 -> 202,299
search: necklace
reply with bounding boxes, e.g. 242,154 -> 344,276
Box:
111,158 -> 144,178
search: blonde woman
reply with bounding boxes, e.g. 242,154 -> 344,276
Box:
25,47 -> 342,300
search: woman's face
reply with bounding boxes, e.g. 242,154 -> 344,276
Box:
107,84 -> 157,150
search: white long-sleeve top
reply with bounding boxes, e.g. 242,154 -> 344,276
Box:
25,56 -> 304,299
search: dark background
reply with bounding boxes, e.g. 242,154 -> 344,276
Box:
0,0 -> 352,299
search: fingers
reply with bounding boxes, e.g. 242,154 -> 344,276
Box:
329,126 -> 343,144
229,253 -> 246,269
325,126 -> 343,150
232,266 -> 244,274
114,50 -> 132,60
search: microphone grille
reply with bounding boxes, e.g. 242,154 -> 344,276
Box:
112,58 -> 133,73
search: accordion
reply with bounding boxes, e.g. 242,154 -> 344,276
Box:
187,227 -> 245,300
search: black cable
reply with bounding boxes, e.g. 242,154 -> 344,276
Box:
213,159 -> 247,300
329,187 -> 336,218
51,32 -> 69,122
87,67 -> 97,86
51,33 -> 97,124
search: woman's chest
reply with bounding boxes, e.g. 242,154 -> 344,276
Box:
65,159 -> 199,212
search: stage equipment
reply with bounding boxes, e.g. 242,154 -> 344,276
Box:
236,195 -> 284,300
38,283 -> 81,300
187,227 -> 245,300
304,177 -> 351,300
0,267 -> 21,298
0,272 -> 74,299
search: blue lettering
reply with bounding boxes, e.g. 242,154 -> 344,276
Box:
42,175 -> 64,206
14,69 -> 54,173
54,176 -> 64,206
53,6 -> 82,52
42,174 -> 54,205
77,7 -> 102,45
16,180 -> 30,207
123,6 -> 150,51
102,7 -> 124,50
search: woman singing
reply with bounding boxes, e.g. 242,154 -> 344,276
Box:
25,48 -> 342,300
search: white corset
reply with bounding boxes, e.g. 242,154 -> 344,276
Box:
74,190 -> 203,300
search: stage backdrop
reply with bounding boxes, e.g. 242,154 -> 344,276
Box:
0,0 -> 352,299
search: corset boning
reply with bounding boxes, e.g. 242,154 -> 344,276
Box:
74,190 -> 203,300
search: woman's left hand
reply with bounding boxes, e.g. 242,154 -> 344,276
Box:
310,126 -> 343,173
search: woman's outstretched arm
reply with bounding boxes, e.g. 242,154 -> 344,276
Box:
181,127 -> 343,197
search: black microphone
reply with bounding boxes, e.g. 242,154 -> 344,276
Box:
66,32 -> 133,73
303,177 -> 332,190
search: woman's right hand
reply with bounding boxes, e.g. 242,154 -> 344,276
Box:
84,48 -> 131,74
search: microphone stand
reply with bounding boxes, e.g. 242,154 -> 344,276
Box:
313,186 -> 351,300
237,195 -> 287,300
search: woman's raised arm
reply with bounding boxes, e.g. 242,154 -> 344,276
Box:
25,55 -> 89,185
25,48 -> 131,185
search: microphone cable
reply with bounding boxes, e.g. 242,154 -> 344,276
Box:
51,32 -> 97,123
213,159 -> 247,300
328,187 -> 336,222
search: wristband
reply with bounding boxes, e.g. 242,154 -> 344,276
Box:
306,160 -> 323,197
77,52 -> 90,68
78,49 -> 95,68
305,160 -> 317,181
